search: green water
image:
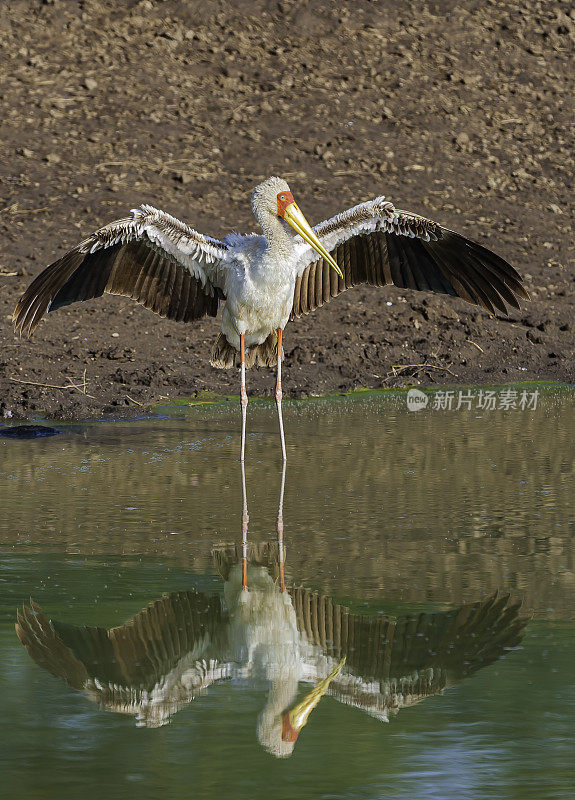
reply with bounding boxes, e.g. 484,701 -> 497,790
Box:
0,387 -> 574,800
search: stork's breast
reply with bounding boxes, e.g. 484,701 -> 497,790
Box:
235,278 -> 294,329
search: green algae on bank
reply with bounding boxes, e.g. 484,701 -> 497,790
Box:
0,382 -> 570,430
151,381 -> 573,414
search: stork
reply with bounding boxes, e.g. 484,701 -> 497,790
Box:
13,177 -> 529,460
16,466 -> 527,757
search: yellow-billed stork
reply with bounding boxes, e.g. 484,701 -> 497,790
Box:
14,176 -> 529,460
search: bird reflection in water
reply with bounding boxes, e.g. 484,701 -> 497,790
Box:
16,465 -> 527,758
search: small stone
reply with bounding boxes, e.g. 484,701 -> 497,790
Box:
173,170 -> 193,185
18,147 -> 34,158
0,425 -> 59,438
111,332 -> 120,338
526,330 -> 543,344
454,132 -> 471,152
83,78 -> 98,91
44,153 -> 61,165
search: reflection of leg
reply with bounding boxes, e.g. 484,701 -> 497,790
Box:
277,460 -> 286,593
241,459 -> 249,591
240,333 -> 248,463
275,328 -> 287,462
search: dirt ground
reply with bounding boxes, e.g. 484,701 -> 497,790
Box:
0,0 -> 573,419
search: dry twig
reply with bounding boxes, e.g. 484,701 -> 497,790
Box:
0,201 -> 59,217
387,363 -> 458,379
9,372 -> 95,399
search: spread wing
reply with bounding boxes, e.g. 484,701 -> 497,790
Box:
292,197 -> 529,318
13,205 -> 232,336
290,589 -> 527,720
16,592 -> 231,726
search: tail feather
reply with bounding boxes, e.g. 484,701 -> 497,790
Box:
212,542 -> 282,581
210,331 -> 283,369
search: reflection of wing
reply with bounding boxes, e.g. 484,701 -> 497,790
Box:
290,589 -> 526,719
16,591 -> 230,726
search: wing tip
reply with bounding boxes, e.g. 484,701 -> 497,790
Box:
12,300 -> 41,338
15,599 -> 43,643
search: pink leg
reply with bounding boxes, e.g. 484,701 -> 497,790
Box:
277,460 -> 286,592
275,328 -> 287,462
241,459 -> 249,591
240,333 -> 248,463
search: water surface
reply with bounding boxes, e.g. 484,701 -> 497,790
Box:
1,387 -> 573,799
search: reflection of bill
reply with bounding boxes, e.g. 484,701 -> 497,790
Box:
407,388 -> 429,411
16,466 -> 527,758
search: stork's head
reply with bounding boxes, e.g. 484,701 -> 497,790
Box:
257,657 -> 346,758
251,177 -> 343,278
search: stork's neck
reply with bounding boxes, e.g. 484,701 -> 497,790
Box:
263,673 -> 299,716
257,212 -> 297,267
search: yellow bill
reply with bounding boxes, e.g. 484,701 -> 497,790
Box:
283,202 -> 344,279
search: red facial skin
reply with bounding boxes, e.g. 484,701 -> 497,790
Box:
281,712 -> 300,743
277,191 -> 295,219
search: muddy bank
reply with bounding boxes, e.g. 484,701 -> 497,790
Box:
0,0 -> 573,419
